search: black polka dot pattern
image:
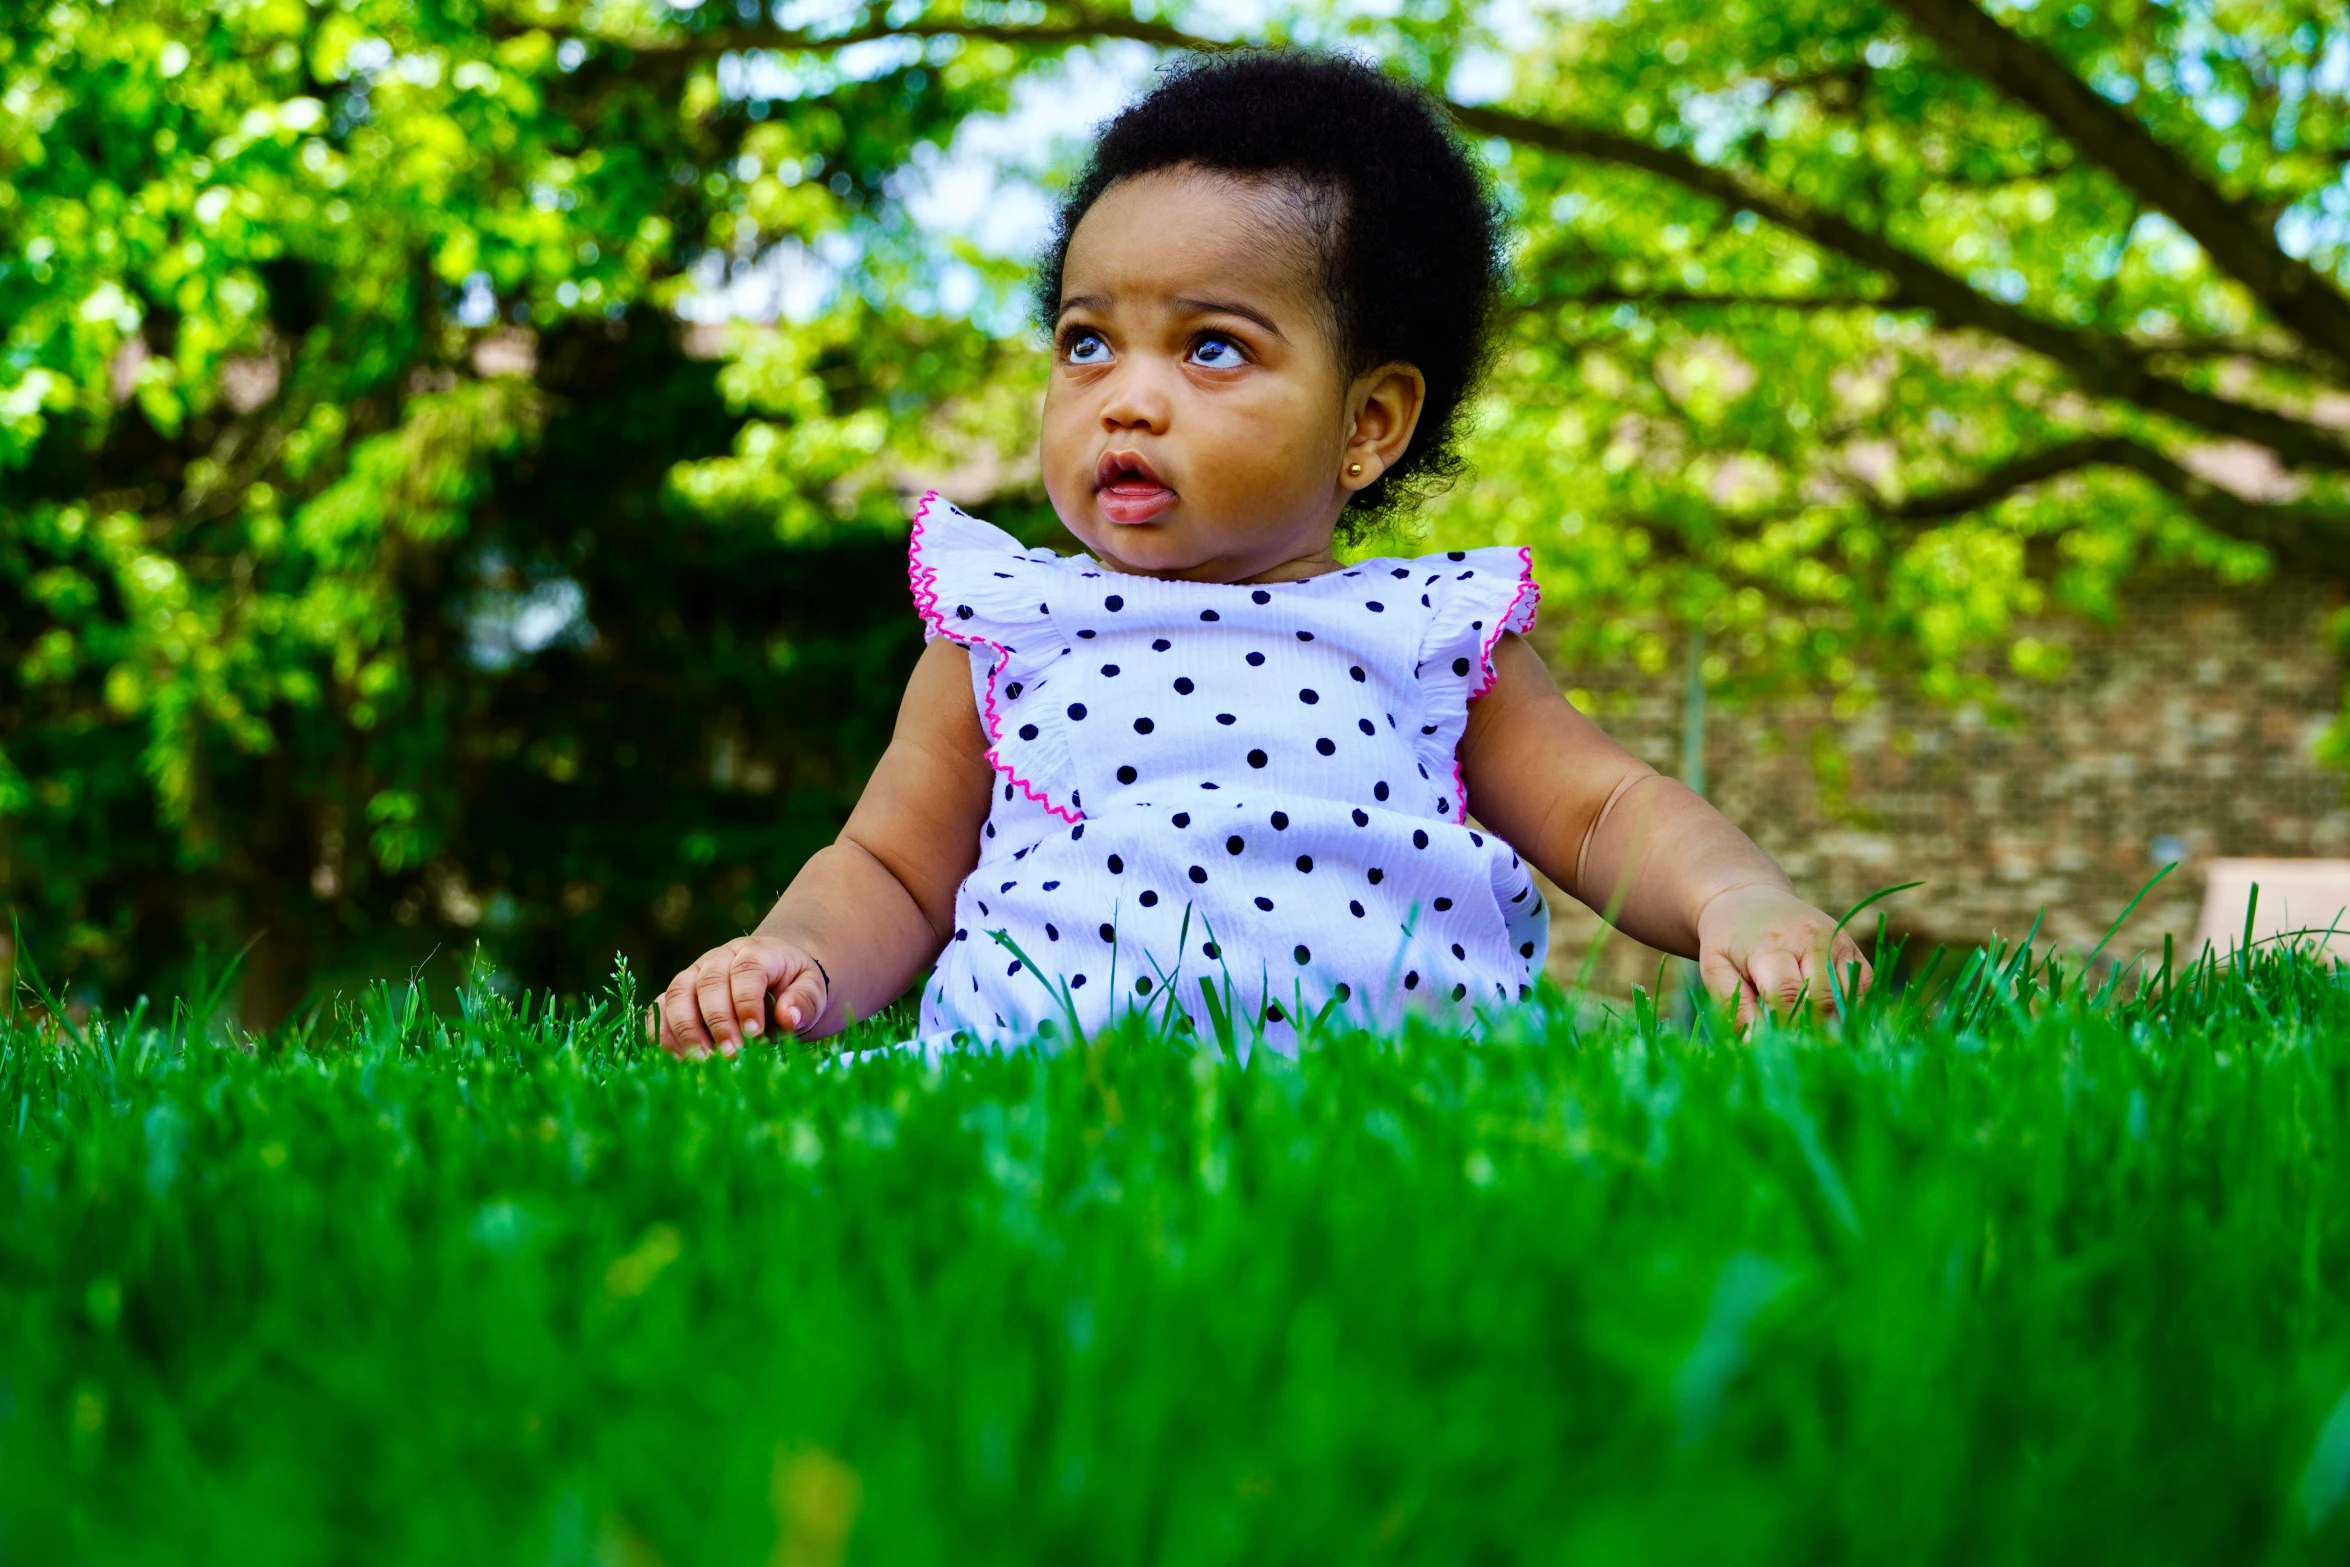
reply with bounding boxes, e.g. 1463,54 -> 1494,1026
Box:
909,498 -> 1547,1046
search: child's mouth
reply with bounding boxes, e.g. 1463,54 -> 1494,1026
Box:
1094,450 -> 1176,525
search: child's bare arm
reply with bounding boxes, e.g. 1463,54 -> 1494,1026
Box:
653,639 -> 993,1055
1459,633 -> 1868,1019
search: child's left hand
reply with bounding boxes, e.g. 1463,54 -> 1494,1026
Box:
1694,883 -> 1873,1026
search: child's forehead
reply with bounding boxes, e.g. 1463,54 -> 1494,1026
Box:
1059,166 -> 1328,316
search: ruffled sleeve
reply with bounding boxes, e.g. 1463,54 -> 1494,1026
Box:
906,491 -> 1084,824
1408,545 -> 1542,822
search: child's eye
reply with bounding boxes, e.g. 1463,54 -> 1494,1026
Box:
1062,329 -> 1110,365
1188,333 -> 1246,369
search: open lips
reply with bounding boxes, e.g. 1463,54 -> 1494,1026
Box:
1094,449 -> 1176,525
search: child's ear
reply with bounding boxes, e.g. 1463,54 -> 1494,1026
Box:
1340,361 -> 1426,492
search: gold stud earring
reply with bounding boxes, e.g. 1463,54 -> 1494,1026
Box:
1348,461 -> 1364,476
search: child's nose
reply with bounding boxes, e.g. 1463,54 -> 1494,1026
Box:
1097,362 -> 1173,431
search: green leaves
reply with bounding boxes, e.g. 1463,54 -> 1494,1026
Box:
6,0 -> 2347,1005
0,0 -> 1030,1000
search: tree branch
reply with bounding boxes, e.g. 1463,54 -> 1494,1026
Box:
1881,433 -> 2350,579
2133,335 -> 2336,376
625,9 -> 1216,59
1883,436 -> 2135,521
1542,287 -> 1894,312
1449,100 -> 2350,473
1886,0 -> 2350,375
627,7 -> 2350,474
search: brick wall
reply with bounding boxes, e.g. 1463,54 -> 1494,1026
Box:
1533,574 -> 2350,993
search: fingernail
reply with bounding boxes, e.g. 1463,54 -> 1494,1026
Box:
720,1041 -> 739,1059
743,1020 -> 762,1037
785,1006 -> 802,1029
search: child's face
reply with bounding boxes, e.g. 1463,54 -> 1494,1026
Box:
1042,165 -> 1422,582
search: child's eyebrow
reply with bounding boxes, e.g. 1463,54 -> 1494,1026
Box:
1052,291 -> 1288,342
1173,295 -> 1287,341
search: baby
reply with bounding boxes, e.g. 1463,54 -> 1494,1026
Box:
654,52 -> 1870,1058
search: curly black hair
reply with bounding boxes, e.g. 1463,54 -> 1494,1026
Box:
1036,51 -> 1508,536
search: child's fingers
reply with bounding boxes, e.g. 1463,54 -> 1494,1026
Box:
1697,947 -> 1744,1005
1799,934 -> 1875,1014
775,966 -> 827,1036
1745,948 -> 1806,1019
1735,974 -> 1761,1031
694,967 -> 748,1057
1794,932 -> 1839,1016
1698,947 -> 1767,1032
728,953 -> 779,1040
1833,934 -> 1875,998
660,976 -> 717,1059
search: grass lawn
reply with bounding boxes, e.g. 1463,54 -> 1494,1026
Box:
4,938 -> 2348,1564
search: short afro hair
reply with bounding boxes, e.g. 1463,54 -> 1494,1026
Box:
1036,51 -> 1508,537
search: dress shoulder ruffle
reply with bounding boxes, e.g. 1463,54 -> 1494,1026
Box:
906,491 -> 1085,824
1408,545 -> 1541,822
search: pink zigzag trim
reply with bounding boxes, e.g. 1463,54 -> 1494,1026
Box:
906,489 -> 1085,824
1449,545 -> 1542,822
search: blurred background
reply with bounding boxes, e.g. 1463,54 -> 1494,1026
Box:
3,0 -> 2345,1022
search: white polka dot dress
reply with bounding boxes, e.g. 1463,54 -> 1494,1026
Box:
907,492 -> 1549,1053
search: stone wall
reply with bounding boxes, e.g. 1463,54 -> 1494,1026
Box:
1532,574 -> 2350,993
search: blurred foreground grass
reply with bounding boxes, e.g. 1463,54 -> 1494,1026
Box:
4,939 -> 2350,1565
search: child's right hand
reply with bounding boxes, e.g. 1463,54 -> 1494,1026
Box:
648,936 -> 829,1060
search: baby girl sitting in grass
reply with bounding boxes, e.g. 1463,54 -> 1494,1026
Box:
654,51 -> 1870,1058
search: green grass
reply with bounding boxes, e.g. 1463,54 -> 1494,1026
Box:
4,937 -> 2349,1565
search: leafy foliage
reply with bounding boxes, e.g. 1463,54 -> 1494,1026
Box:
5,1 -> 2347,1009
1,0 -> 1032,1006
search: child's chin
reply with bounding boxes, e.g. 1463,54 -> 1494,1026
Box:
1090,518 -> 1182,557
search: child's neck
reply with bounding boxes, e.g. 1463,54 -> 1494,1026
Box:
1084,536 -> 1342,586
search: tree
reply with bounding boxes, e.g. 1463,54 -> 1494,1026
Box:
7,0 -> 2346,1011
1,0 -> 1039,1010
632,0 -> 2350,705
